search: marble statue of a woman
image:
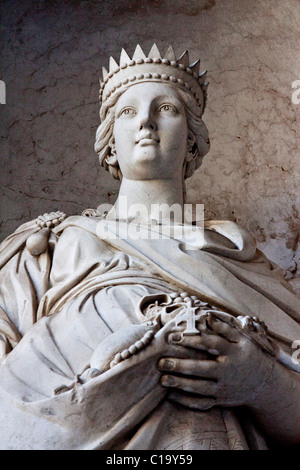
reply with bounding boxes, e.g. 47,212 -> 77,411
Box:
0,44 -> 300,450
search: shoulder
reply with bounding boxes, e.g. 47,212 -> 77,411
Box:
0,210 -> 111,270
0,211 -> 68,269
52,213 -> 110,254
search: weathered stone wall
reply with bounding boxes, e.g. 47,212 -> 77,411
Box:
0,0 -> 299,291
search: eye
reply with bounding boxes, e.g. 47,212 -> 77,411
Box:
119,107 -> 136,117
158,103 -> 177,114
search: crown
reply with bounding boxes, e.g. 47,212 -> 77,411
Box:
99,44 -> 208,115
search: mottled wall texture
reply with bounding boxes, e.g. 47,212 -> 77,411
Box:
0,0 -> 299,292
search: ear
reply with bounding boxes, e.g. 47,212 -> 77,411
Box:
185,130 -> 196,162
105,152 -> 118,167
106,135 -> 118,163
187,129 -> 196,148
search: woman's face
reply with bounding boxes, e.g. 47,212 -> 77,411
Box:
113,82 -> 188,180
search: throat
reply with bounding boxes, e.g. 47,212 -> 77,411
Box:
110,178 -> 185,224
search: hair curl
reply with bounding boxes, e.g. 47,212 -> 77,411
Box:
94,85 -> 210,181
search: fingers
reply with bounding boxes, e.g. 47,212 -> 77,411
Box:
158,357 -> 218,379
160,374 -> 218,396
207,314 -> 241,343
167,391 -> 216,411
170,332 -> 230,356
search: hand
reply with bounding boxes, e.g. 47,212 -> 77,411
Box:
158,314 -> 276,410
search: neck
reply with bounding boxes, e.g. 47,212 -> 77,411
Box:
109,177 -> 185,224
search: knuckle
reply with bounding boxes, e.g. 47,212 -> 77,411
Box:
196,379 -> 216,395
201,383 -> 214,395
208,363 -> 218,377
219,323 -> 232,334
214,322 -> 226,333
205,335 -> 223,352
188,337 -> 205,349
210,336 -> 221,349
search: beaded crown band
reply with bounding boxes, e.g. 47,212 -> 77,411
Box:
99,44 -> 208,116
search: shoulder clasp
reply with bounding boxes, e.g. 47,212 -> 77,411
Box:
26,211 -> 67,256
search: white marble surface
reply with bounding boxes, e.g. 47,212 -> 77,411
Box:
0,0 -> 299,288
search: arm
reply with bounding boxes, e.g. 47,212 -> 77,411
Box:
0,314 -> 194,450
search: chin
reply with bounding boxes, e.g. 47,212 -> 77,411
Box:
132,151 -> 161,170
126,161 -> 165,180
134,148 -> 160,162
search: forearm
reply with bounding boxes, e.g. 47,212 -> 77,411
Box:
248,359 -> 300,444
0,322 -> 174,449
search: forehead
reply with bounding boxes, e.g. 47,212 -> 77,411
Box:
116,82 -> 183,107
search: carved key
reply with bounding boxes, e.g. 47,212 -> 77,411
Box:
175,303 -> 200,335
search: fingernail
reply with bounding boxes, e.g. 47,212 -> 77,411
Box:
158,359 -> 175,371
200,398 -> 216,410
161,375 -> 175,387
208,349 -> 219,356
170,333 -> 183,343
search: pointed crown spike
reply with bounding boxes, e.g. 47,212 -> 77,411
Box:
190,59 -> 200,75
148,43 -> 161,59
120,48 -> 131,66
198,70 -> 207,85
109,56 -> 119,73
132,44 -> 146,60
102,66 -> 109,81
163,45 -> 176,61
177,50 -> 189,66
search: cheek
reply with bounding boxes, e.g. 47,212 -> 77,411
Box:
162,118 -> 187,152
176,116 -> 188,139
114,122 -> 135,154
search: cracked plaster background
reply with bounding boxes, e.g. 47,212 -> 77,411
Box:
0,0 -> 299,294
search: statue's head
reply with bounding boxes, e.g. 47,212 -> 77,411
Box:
94,44 -> 210,181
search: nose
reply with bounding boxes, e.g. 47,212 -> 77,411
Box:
138,108 -> 157,131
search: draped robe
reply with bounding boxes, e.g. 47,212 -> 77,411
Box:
0,214 -> 299,450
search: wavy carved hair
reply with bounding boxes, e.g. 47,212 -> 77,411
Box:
94,85 -> 210,181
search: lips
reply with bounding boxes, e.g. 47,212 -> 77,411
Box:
136,133 -> 160,144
